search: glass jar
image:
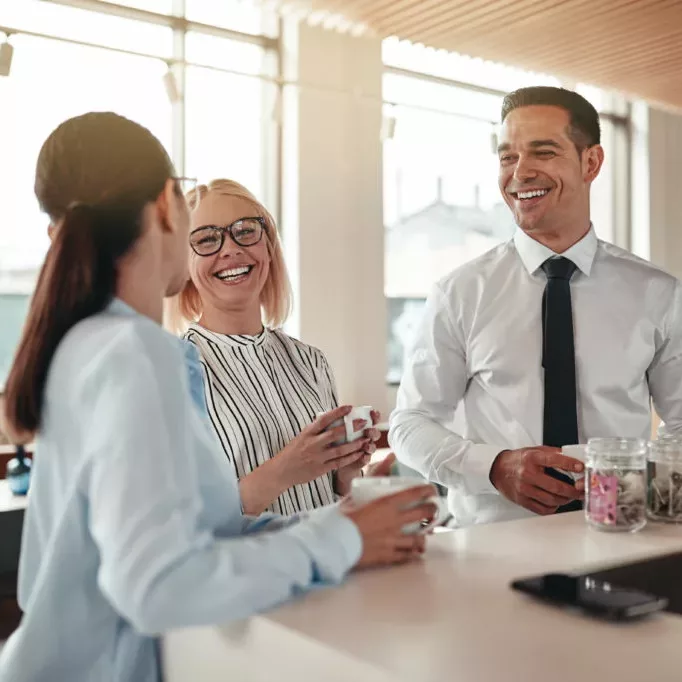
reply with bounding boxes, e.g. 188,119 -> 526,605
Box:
585,438 -> 647,533
648,438 -> 682,523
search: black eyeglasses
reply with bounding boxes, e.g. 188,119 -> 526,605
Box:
189,217 -> 267,256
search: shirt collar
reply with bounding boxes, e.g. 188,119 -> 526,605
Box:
107,297 -> 139,317
513,225 -> 598,277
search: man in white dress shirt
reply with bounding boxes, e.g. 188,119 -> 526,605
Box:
390,86 -> 682,527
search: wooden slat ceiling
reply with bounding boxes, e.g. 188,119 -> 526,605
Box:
270,0 -> 682,111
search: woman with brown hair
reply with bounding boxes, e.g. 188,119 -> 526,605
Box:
174,179 -> 393,517
0,114 -> 435,682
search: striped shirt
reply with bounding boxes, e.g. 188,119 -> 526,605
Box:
184,324 -> 338,515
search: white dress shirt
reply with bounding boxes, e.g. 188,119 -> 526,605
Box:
0,299 -> 361,682
390,227 -> 682,527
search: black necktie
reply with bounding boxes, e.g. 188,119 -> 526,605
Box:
541,257 -> 582,512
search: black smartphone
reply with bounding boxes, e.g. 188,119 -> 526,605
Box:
511,573 -> 668,621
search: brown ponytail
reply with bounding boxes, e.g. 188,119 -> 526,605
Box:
1,112 -> 175,443
3,204 -> 142,441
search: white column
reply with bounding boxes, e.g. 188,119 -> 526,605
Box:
644,107 -> 682,279
281,21 -> 388,414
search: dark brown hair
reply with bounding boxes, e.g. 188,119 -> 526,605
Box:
501,86 -> 601,151
2,112 -> 175,442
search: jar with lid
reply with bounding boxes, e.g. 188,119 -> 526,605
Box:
585,438 -> 647,532
648,437 -> 682,523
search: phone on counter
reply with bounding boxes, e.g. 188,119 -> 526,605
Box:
511,573 -> 668,621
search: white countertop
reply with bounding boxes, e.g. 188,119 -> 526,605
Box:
0,480 -> 28,512
163,513 -> 682,682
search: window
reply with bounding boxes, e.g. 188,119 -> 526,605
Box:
184,0 -> 277,37
185,65 -> 276,202
0,0 -> 173,56
383,45 -> 631,384
0,2 -> 278,390
383,74 -> 515,383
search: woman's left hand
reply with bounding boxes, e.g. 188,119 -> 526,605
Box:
334,410 -> 382,495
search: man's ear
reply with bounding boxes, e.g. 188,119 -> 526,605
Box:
583,144 -> 604,183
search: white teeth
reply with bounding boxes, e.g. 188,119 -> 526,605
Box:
517,189 -> 549,200
215,266 -> 251,280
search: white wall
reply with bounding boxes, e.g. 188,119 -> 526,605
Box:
646,107 -> 682,279
281,21 -> 390,415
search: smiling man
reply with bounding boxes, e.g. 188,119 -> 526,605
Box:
389,86 -> 682,527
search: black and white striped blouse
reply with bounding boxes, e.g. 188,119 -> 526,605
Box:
184,324 -> 338,515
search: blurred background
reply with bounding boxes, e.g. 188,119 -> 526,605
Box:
0,0 -> 680,436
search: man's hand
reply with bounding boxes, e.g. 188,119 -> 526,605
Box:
489,446 -> 584,515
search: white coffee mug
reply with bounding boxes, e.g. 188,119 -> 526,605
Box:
560,444 -> 587,482
320,405 -> 373,444
350,476 -> 446,534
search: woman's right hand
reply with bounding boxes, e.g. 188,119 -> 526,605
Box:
342,485 -> 438,569
273,406 -> 369,488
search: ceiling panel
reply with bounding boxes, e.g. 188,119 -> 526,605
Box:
268,0 -> 682,110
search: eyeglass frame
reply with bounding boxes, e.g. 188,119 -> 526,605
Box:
189,216 -> 268,256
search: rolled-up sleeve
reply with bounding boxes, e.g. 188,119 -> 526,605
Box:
83,327 -> 362,637
389,284 -> 500,497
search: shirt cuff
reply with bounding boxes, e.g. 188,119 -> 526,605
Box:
455,444 -> 505,496
296,506 -> 362,584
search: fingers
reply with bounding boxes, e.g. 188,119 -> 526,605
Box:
367,452 -> 396,477
575,477 -> 586,494
325,438 -> 371,461
398,501 -> 438,527
380,484 -> 436,509
309,406 -> 352,434
394,534 -> 426,553
532,471 -> 580,501
339,453 -> 371,474
327,450 -> 367,472
365,427 -> 381,443
363,442 -> 377,457
387,535 -> 427,565
519,482 -> 570,508
531,449 -> 584,474
317,424 -> 349,447
370,409 -> 381,426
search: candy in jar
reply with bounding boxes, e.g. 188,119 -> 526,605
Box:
648,437 -> 682,523
585,438 -> 647,533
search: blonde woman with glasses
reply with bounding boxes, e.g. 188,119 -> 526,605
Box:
173,179 -> 393,516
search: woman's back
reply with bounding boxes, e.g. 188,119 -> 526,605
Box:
2,300 -> 247,681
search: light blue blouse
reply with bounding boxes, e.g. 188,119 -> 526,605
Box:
0,299 -> 361,682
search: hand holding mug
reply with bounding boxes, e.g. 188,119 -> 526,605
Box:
489,446 -> 584,515
330,407 -> 382,494
342,483 -> 438,569
273,406 -> 368,488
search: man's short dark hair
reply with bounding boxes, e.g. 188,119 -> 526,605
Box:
501,86 -> 601,151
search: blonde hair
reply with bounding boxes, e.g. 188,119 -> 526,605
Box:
168,179 -> 292,334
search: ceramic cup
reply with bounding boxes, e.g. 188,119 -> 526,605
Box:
350,475 -> 446,534
560,444 -> 587,482
320,405 -> 373,444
